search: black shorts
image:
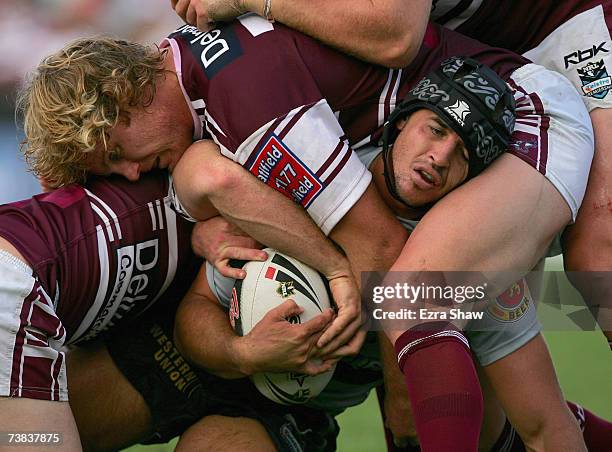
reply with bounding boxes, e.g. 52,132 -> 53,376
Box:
104,304 -> 339,452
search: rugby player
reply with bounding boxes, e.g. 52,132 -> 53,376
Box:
0,171 -> 200,450
0,157 -> 360,450
18,17 -> 593,451
173,0 -> 612,346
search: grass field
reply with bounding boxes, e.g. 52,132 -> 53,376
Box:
125,258 -> 612,451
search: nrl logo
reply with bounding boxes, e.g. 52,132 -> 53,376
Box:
578,60 -> 612,99
277,281 -> 295,298
444,100 -> 471,126
289,372 -> 308,386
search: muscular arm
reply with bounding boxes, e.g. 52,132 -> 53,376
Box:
171,0 -> 431,67
172,140 -> 361,348
173,141 -> 353,282
246,0 -> 431,67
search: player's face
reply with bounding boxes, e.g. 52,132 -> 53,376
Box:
87,74 -> 194,181
390,109 -> 469,206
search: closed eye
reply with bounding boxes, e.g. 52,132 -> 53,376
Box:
108,147 -> 122,163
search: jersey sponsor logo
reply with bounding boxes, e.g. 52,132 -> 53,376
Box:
173,24 -> 243,79
83,239 -> 160,340
444,99 -> 471,126
577,60 -> 612,99
248,134 -> 323,208
563,42 -> 609,69
487,279 -> 531,322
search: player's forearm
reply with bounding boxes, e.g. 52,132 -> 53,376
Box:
175,293 -> 250,379
173,142 -> 353,280
244,0 -> 431,67
329,184 -> 408,275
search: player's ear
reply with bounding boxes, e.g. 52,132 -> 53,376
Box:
396,117 -> 408,131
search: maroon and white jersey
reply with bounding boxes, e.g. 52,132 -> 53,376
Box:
162,16 -> 527,231
432,2 -> 612,112
431,0 -> 610,53
165,17 -> 525,154
0,171 -> 199,345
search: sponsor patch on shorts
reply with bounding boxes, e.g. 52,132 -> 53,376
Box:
248,135 -> 323,208
487,279 -> 531,322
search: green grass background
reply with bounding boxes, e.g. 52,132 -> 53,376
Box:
124,257 -> 612,451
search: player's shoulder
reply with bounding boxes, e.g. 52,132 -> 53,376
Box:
84,170 -> 171,211
165,15 -> 308,82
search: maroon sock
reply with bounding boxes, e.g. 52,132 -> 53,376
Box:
394,322 -> 483,452
567,401 -> 612,452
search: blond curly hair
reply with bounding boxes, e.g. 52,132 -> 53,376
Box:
16,36 -> 167,187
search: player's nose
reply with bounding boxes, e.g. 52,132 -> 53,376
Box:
430,137 -> 460,167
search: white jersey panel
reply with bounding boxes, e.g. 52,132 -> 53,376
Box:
233,100 -> 371,235
523,5 -> 612,112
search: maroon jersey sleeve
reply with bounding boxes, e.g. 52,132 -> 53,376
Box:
0,170 -> 200,343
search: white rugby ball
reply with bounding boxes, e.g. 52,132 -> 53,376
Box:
231,248 -> 336,405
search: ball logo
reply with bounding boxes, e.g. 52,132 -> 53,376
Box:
286,315 -> 301,324
289,373 -> 307,386
277,281 -> 295,298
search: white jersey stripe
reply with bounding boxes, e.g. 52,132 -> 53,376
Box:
238,13 -> 274,36
156,199 -> 165,230
90,204 -> 115,242
192,98 -> 206,110
389,69 -> 402,112
86,189 -> 122,240
141,199 -> 178,313
353,135 -> 373,149
68,225 -> 110,344
204,111 -> 228,138
148,202 -> 157,231
379,70 -> 395,127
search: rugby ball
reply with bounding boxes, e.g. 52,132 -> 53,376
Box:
231,248 -> 336,405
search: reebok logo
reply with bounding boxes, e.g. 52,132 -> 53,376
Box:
564,42 -> 609,69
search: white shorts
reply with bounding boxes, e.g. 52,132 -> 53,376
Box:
524,5 -> 612,112
466,278 -> 541,367
0,251 -> 68,401
507,63 -> 594,221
